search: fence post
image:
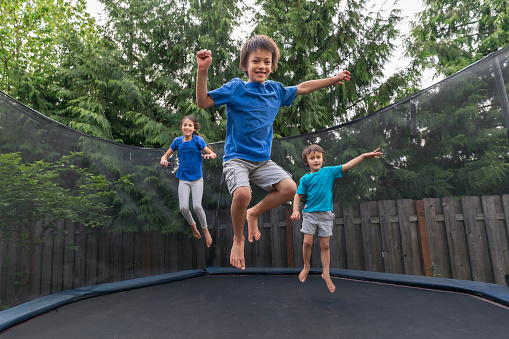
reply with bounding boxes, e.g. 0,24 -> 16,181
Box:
415,200 -> 432,277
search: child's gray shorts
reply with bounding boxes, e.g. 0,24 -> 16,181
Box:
300,211 -> 335,238
223,158 -> 292,196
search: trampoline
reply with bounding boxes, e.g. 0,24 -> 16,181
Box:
1,268 -> 508,338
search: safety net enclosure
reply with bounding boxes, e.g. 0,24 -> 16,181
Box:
0,42 -> 509,334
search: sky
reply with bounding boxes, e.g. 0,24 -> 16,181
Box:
85,0 -> 436,87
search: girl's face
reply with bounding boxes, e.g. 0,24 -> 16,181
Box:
181,119 -> 196,139
243,48 -> 273,83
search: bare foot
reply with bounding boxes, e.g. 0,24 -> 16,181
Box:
190,223 -> 201,239
230,237 -> 245,270
322,273 -> 336,293
299,266 -> 310,282
203,228 -> 212,248
246,209 -> 261,242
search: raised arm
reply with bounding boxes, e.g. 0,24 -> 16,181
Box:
296,70 -> 351,96
196,49 -> 216,109
341,148 -> 383,171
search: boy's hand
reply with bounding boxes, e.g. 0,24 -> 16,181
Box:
291,211 -> 300,221
160,158 -> 169,167
331,70 -> 351,85
202,152 -> 216,160
197,49 -> 212,70
364,148 -> 383,159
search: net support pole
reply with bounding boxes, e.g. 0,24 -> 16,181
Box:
492,56 -> 509,141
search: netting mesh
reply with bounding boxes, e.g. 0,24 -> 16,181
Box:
1,46 -> 508,308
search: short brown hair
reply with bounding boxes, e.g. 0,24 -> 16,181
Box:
302,144 -> 324,165
239,35 -> 280,76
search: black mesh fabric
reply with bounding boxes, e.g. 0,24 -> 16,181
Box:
1,46 -> 508,309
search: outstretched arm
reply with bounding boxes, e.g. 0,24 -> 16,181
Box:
160,148 -> 174,167
296,70 -> 351,96
291,194 -> 302,221
341,148 -> 383,171
196,49 -> 216,109
202,145 -> 216,160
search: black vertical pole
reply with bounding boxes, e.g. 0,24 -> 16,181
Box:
492,56 -> 509,142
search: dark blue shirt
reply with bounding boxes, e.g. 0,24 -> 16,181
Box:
170,135 -> 207,181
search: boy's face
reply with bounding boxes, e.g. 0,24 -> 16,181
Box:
181,119 -> 196,139
306,151 -> 324,172
243,48 -> 272,83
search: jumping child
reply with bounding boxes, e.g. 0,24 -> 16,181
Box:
160,115 -> 216,247
196,34 -> 351,270
291,144 -> 382,292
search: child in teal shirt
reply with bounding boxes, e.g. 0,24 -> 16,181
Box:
291,144 -> 382,292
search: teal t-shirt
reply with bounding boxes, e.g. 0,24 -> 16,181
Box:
296,165 -> 343,212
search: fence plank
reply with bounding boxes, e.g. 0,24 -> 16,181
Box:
151,231 -> 164,275
378,200 -> 404,274
333,203 -> 347,269
481,195 -> 509,284
85,230 -> 99,286
110,232 -> 122,282
62,220 -> 75,290
122,232 -> 135,280
0,232 -> 6,306
415,201 -> 432,277
73,223 -> 87,288
423,198 -> 451,278
344,204 -> 364,270
285,207 -> 295,268
40,227 -> 53,296
133,232 -> 145,278
442,197 -> 471,280
97,228 -> 111,284
167,234 -> 179,273
397,199 -> 422,276
270,207 -> 281,268
360,201 -> 383,272
51,220 -> 65,293
292,205 -> 304,269
461,196 -> 493,282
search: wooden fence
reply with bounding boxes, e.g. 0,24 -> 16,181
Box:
1,195 -> 508,308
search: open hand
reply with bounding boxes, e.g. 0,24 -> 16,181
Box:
332,70 -> 351,85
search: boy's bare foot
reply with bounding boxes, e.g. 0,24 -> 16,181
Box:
230,236 -> 245,270
299,266 -> 310,282
322,273 -> 336,293
203,228 -> 213,248
246,209 -> 261,242
190,223 -> 201,239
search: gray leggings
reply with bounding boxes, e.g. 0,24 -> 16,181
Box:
178,178 -> 208,229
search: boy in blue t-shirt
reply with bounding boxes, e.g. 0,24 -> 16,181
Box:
196,35 -> 351,270
291,144 -> 382,292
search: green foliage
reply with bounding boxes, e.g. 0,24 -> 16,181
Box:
407,0 -> 509,77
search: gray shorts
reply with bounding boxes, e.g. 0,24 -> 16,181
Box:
223,158 -> 292,196
300,211 -> 335,238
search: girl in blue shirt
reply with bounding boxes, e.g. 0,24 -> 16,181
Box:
160,116 -> 216,247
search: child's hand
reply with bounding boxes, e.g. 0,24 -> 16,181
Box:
364,148 -> 383,159
291,211 -> 300,221
197,49 -> 212,70
332,70 -> 351,85
202,152 -> 216,160
160,158 -> 169,167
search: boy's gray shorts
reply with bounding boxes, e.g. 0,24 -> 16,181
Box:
300,211 -> 335,238
223,158 -> 292,196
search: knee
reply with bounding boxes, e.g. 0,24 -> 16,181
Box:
278,180 -> 297,200
320,242 -> 330,251
233,188 -> 251,208
303,239 -> 313,249
180,205 -> 190,214
193,204 -> 204,213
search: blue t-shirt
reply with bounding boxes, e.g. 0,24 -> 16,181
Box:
296,166 -> 343,212
170,135 -> 207,181
209,78 -> 297,162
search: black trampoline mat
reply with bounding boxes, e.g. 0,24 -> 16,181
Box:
3,274 -> 509,339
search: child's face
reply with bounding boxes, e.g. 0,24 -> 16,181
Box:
181,119 -> 196,138
243,48 -> 273,83
306,151 -> 324,172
